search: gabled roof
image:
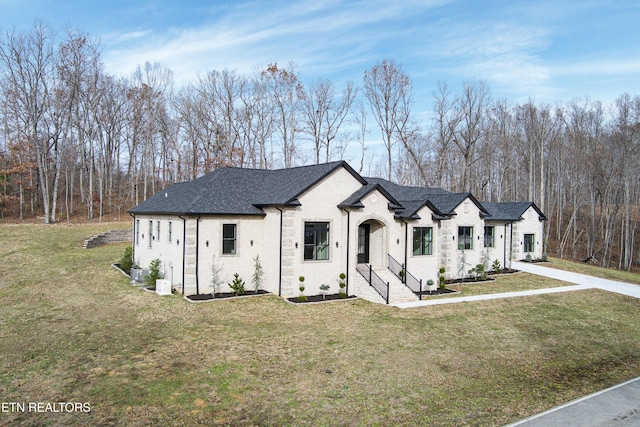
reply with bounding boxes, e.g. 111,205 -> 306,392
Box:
338,183 -> 402,210
365,177 -> 489,220
129,161 -> 365,216
483,202 -> 548,221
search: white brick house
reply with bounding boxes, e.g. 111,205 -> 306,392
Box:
129,161 -> 546,304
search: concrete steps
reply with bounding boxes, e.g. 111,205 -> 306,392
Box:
353,264 -> 419,305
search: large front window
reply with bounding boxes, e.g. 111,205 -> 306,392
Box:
413,227 -> 433,255
484,226 -> 495,248
524,234 -> 535,253
304,222 -> 329,260
222,224 -> 237,255
458,226 -> 473,250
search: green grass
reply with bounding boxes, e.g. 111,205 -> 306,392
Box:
1,223 -> 640,426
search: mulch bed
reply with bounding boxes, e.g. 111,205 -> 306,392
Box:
287,293 -> 357,304
186,290 -> 270,301
418,288 -> 458,296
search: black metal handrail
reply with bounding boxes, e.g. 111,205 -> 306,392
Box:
387,254 -> 422,295
356,263 -> 389,304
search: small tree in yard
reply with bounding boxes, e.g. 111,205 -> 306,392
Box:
120,246 -> 134,275
338,272 -> 347,298
145,259 -> 163,289
298,276 -> 307,302
438,267 -> 446,289
229,273 -> 245,296
252,254 -> 264,292
492,259 -> 502,274
210,254 -> 225,296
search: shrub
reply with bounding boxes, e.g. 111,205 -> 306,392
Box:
338,272 -> 347,298
492,259 -> 502,274
252,254 -> 264,292
438,267 -> 446,289
298,276 -> 306,301
525,253 -> 533,262
145,258 -> 163,288
319,284 -> 330,299
120,246 -> 134,275
541,253 -> 548,262
229,273 -> 245,296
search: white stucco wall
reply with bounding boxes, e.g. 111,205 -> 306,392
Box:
133,215 -> 185,291
443,199 -> 486,279
511,206 -> 545,261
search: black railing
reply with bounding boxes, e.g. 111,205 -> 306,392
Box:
356,263 -> 389,304
387,254 -> 422,296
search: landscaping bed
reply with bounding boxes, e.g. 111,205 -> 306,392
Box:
185,290 -> 270,301
286,293 -> 357,304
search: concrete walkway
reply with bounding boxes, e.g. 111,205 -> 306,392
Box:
394,261 -> 640,309
393,261 -> 640,427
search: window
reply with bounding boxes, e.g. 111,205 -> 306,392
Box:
136,220 -> 140,245
524,234 -> 535,253
222,224 -> 237,255
168,221 -> 172,243
156,220 -> 161,242
484,226 -> 495,248
413,227 -> 433,255
148,220 -> 153,248
458,226 -> 473,250
304,222 -> 329,260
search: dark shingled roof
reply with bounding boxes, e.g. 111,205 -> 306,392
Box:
129,161 -> 365,216
483,202 -> 547,221
365,177 -> 489,219
130,161 -> 545,223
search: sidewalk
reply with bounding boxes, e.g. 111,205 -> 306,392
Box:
394,261 -> 640,309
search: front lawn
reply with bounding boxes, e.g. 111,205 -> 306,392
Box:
1,223 -> 639,426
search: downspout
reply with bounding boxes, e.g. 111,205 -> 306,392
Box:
503,223 -> 508,271
195,216 -> 201,294
509,221 -> 514,269
129,213 -> 136,267
403,220 -> 408,281
179,216 -> 187,295
276,207 -> 283,297
342,208 -> 350,295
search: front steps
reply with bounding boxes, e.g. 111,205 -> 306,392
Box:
353,265 -> 420,305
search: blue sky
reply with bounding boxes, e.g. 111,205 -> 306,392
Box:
1,0 -> 639,114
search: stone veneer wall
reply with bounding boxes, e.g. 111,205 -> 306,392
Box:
83,229 -> 132,249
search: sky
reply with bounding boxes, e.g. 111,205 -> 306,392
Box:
1,0 -> 639,127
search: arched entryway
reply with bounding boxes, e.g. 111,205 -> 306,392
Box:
357,219 -> 386,268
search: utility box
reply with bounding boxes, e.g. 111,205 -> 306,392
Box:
130,268 -> 149,284
156,279 -> 172,296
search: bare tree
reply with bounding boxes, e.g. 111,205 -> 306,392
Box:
363,59 -> 411,180
299,79 -> 355,164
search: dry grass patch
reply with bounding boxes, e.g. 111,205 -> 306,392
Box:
1,223 -> 640,426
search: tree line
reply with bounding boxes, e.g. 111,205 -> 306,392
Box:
1,23 -> 639,270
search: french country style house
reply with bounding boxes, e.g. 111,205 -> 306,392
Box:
129,161 -> 546,304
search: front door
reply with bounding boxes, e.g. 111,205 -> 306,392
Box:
357,224 -> 370,264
